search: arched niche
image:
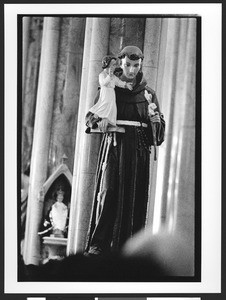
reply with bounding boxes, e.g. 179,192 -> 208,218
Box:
38,163 -> 72,263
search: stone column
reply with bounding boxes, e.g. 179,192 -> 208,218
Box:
171,17 -> 196,258
21,17 -> 43,172
142,18 -> 162,228
153,18 -> 196,256
48,17 -> 85,175
162,18 -> 196,275
143,18 -> 161,90
152,18 -> 179,233
67,18 -> 110,254
67,17 -> 93,255
109,18 -> 145,54
22,17 -> 30,101
159,19 -> 191,230
23,17 -> 61,265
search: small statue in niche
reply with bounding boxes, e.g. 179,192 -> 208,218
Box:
38,186 -> 69,238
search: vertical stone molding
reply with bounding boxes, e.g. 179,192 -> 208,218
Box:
143,18 -> 162,90
67,18 -> 111,254
109,18 -> 145,55
48,17 -> 86,175
163,18 -> 196,275
21,17 -> 43,171
173,19 -> 196,271
22,17 -> 31,101
143,18 -> 162,229
153,18 -> 197,275
23,17 -> 61,265
152,19 -> 180,233
160,19 -> 191,232
67,17 -> 92,255
21,16 -> 31,172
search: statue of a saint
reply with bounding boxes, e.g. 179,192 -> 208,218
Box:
38,187 -> 69,238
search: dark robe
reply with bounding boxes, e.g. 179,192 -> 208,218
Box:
85,72 -> 165,253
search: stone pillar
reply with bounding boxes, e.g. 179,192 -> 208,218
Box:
143,18 -> 162,90
23,17 -> 61,265
142,18 -> 162,228
162,18 -> 196,275
152,17 -> 196,266
21,17 -> 43,172
67,18 -> 110,254
152,18 -> 179,233
67,18 -> 93,255
171,17 -> 196,255
48,17 -> 85,175
109,18 -> 145,54
22,17 -> 30,101
159,19 -> 191,230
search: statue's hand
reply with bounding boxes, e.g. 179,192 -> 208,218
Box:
98,118 -> 109,132
109,66 -> 114,77
126,82 -> 133,90
150,112 -> 160,123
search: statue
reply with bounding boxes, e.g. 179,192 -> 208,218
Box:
38,186 -> 69,238
85,46 -> 165,256
85,55 -> 132,133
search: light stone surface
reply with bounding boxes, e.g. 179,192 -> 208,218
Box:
142,19 -> 162,228
72,172 -> 97,250
67,18 -> 93,255
67,18 -> 110,254
142,67 -> 158,91
23,17 -> 61,265
22,17 -> 30,97
75,172 -> 96,230
143,18 -> 162,69
155,19 -> 181,222
48,17 -> 85,176
152,18 -> 196,275
175,19 -> 196,265
21,17 -> 43,171
109,18 -> 145,54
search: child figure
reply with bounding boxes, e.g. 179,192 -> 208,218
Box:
38,187 -> 69,238
86,55 -> 132,132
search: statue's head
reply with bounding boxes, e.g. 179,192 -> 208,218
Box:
56,186 -> 65,202
101,55 -> 117,70
118,46 -> 144,61
118,46 -> 144,81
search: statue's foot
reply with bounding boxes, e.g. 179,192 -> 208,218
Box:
53,229 -> 65,238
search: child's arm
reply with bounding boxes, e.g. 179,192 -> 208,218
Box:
99,71 -> 112,86
114,76 -> 132,90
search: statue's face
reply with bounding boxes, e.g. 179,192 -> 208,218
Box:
121,56 -> 142,80
57,194 -> 64,202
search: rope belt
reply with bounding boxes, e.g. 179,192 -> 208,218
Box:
116,120 -> 148,127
